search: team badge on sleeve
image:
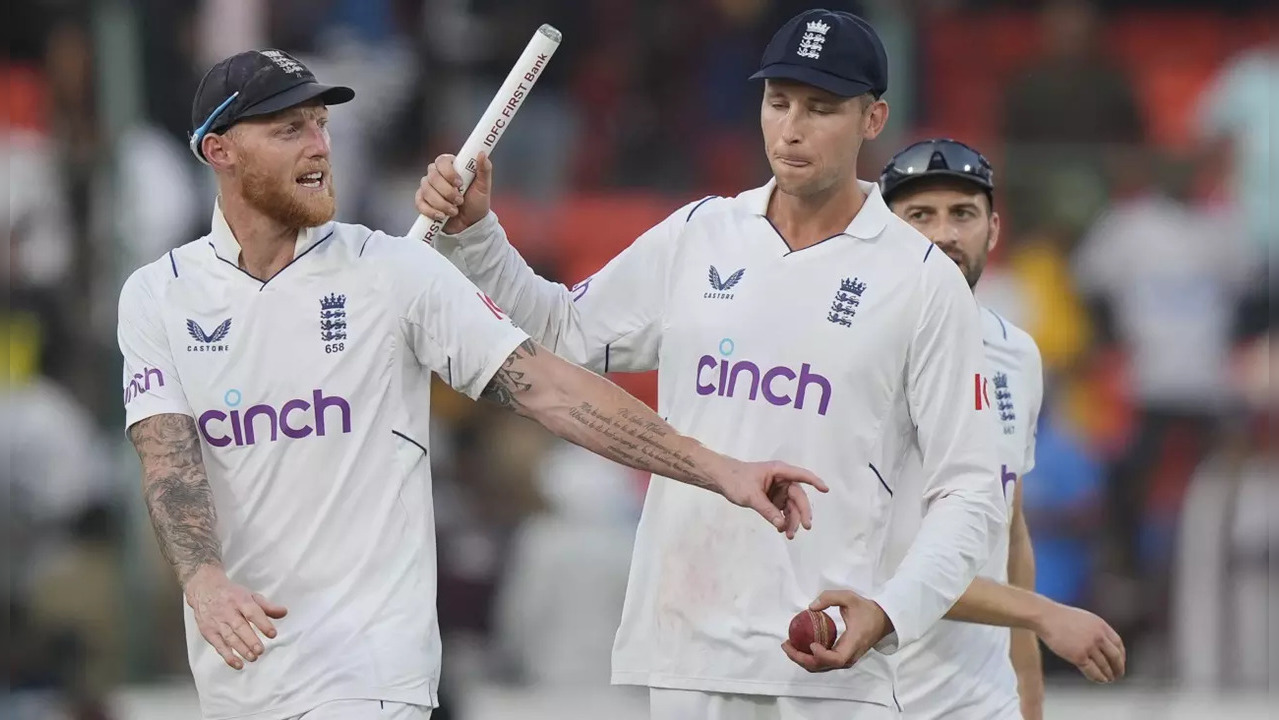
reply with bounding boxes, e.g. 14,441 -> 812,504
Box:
994,371 -> 1016,434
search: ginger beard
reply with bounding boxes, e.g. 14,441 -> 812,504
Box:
238,152 -> 337,229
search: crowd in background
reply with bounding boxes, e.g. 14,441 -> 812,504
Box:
5,0 -> 1274,717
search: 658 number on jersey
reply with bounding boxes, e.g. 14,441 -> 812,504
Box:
325,343 -> 345,354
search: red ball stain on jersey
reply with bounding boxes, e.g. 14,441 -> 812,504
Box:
789,609 -> 838,650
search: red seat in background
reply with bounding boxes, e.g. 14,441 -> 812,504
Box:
555,194 -> 681,410
497,193 -> 684,410
919,9 -> 1269,149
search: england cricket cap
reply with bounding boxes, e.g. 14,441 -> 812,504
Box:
749,9 -> 888,99
189,49 -> 354,163
879,138 -> 995,204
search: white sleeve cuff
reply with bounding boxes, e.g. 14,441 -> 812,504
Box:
434,211 -> 504,275
436,210 -> 500,244
867,586 -> 915,655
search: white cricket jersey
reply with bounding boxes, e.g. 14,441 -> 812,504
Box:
435,179 -> 1005,705
117,204 -> 527,720
885,307 -> 1044,720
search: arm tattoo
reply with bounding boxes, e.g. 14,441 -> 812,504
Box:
480,338 -> 537,410
565,403 -> 709,488
129,414 -> 221,586
479,339 -> 713,489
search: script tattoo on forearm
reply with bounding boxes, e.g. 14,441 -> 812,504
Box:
129,414 -> 221,586
567,402 -> 709,488
480,338 -> 538,409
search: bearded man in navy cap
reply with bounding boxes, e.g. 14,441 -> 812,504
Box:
417,10 -> 1007,719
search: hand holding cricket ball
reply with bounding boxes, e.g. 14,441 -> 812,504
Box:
783,590 -> 894,673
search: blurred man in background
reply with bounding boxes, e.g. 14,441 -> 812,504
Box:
880,139 -> 1125,720
1195,21 -> 1276,340
1073,147 -> 1252,634
419,9 -> 1007,719
1000,0 -> 1144,244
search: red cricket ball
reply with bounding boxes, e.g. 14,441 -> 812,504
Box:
789,608 -> 838,651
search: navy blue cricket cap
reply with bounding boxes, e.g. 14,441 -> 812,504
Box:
879,138 -> 995,203
749,9 -> 888,99
189,49 -> 354,163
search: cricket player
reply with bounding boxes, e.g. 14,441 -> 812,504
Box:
880,138 -> 1127,720
417,10 -> 1006,719
118,50 -> 826,720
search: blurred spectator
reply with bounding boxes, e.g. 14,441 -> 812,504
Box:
1004,0 -> 1145,148
6,2 -> 77,312
194,0 -> 267,70
1173,333 -> 1275,688
7,131 -> 76,295
267,0 -> 420,224
1195,26 -> 1277,338
1072,148 -> 1251,630
1000,0 -> 1145,241
114,126 -> 204,269
432,402 -> 554,715
43,4 -> 99,173
1022,395 -> 1107,612
5,286 -> 120,717
978,227 -> 1095,377
137,0 -> 203,145
3,310 -> 116,583
23,505 -> 128,697
493,442 -> 642,686
435,1 -> 584,198
691,0 -> 779,194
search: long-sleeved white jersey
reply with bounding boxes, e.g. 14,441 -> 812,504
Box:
885,306 -> 1045,719
436,179 -> 1005,704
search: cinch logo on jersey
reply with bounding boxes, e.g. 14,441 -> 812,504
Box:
123,367 -> 165,405
695,338 -> 831,415
570,276 -> 594,303
198,388 -> 352,447
1001,463 -> 1017,499
187,318 -> 231,352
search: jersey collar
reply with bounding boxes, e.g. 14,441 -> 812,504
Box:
208,198 -> 321,264
744,177 -> 890,241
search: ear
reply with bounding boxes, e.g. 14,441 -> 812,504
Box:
202,132 -> 236,171
988,210 -> 1002,255
862,99 -> 890,140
